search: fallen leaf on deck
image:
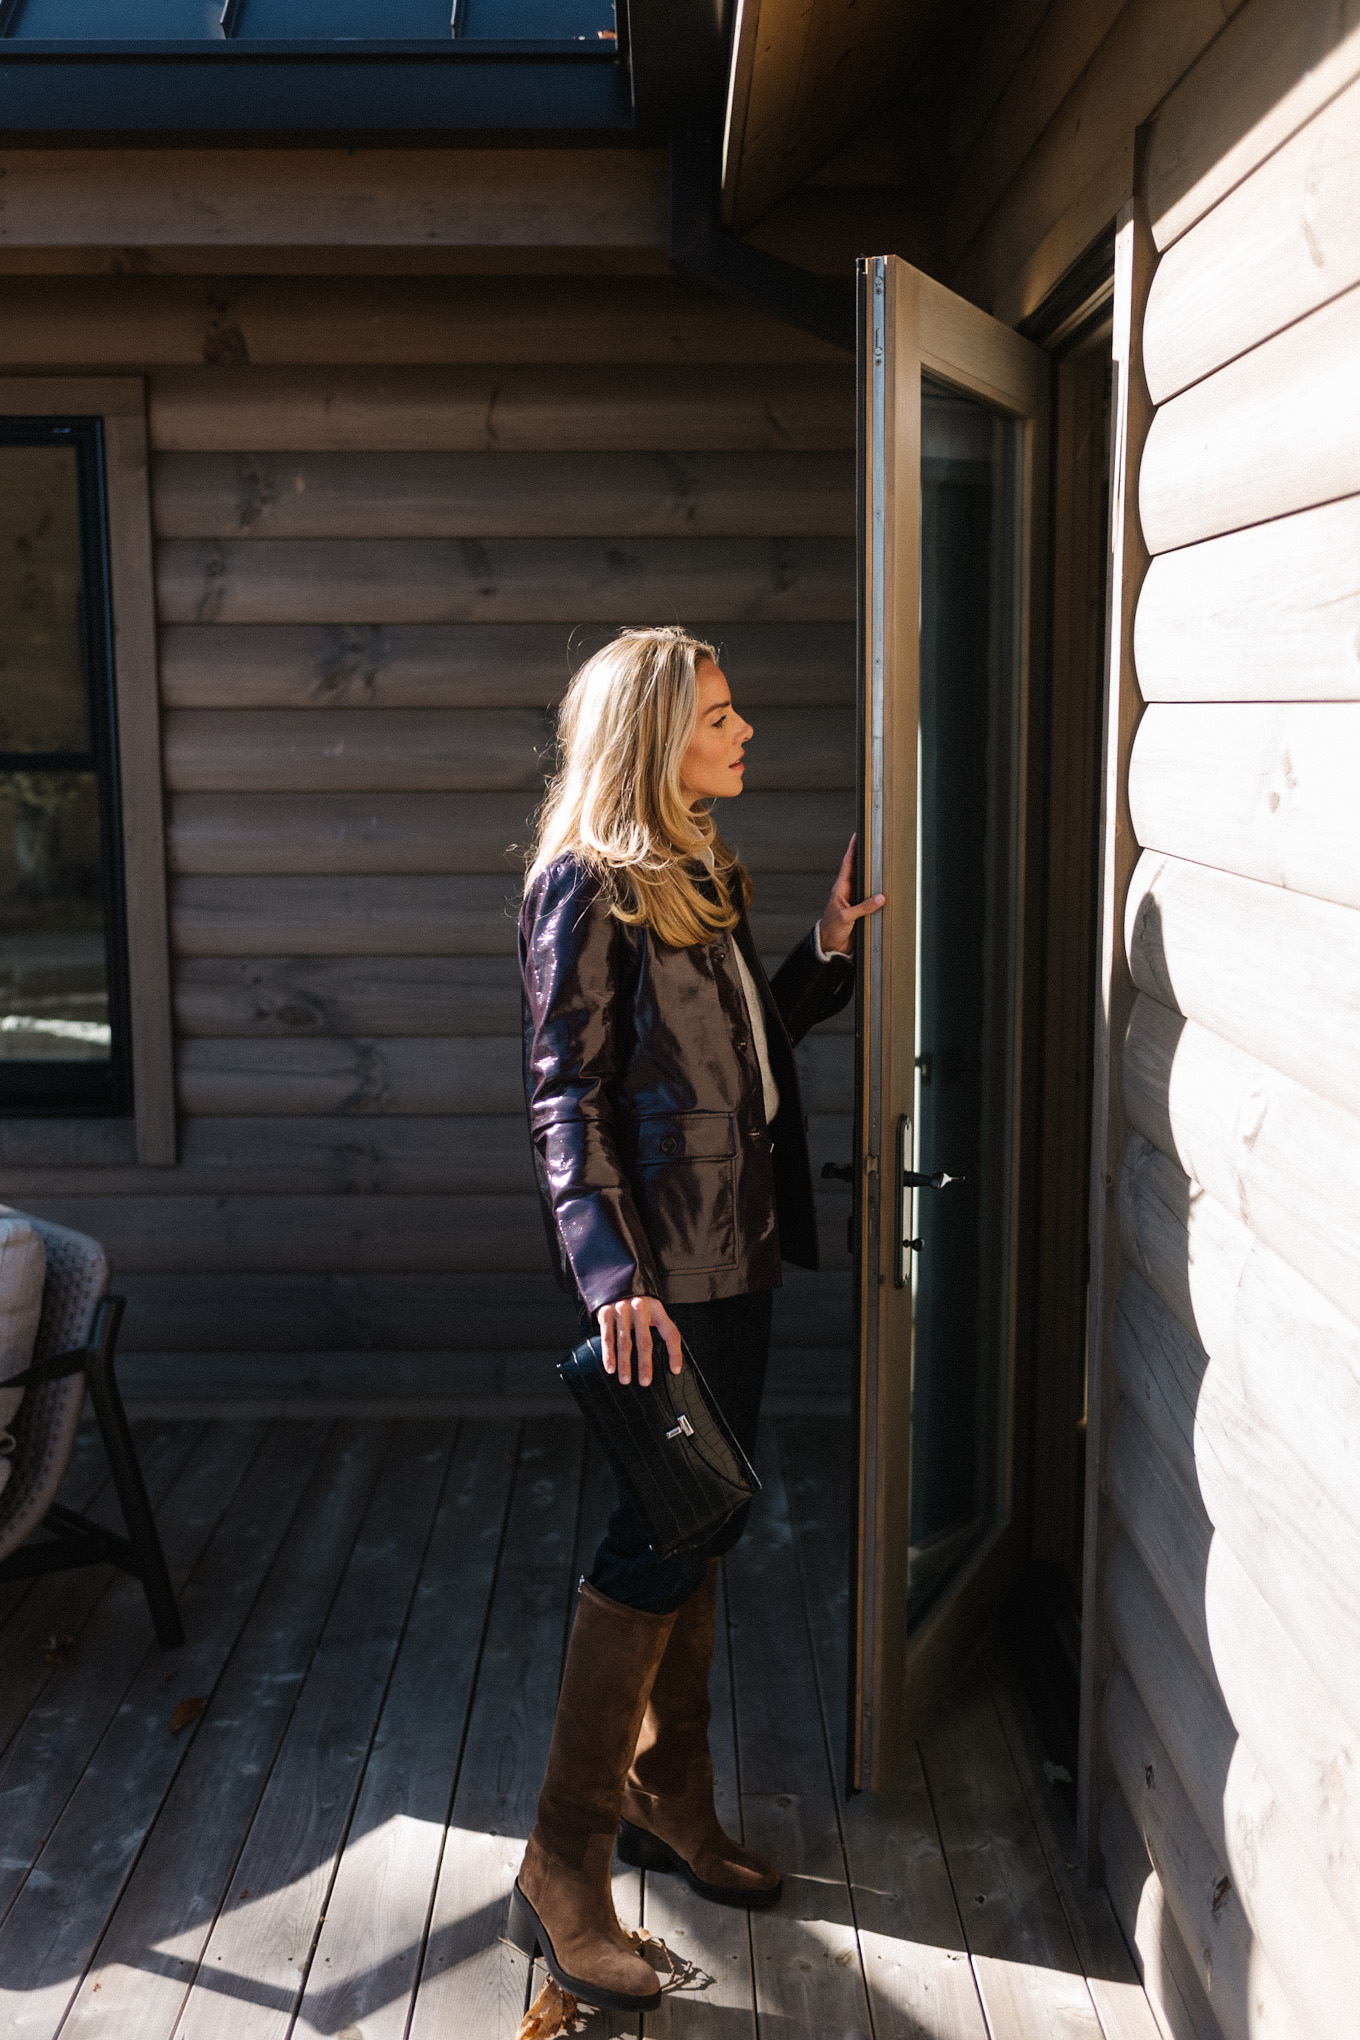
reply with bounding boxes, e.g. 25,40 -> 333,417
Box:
169,1695 -> 208,1734
515,1977 -> 582,2039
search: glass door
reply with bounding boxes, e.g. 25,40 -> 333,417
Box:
853,256 -> 1048,1790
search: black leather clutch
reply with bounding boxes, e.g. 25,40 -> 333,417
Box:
557,1332 -> 760,1562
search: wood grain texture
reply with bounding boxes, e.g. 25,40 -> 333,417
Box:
0,147 -> 668,248
1108,1534 -> 1237,1864
172,874 -> 525,958
166,786 -> 856,877
920,1681 -> 1106,2040
168,871 -> 836,960
99,399 -> 177,1165
946,0 -> 1127,267
163,1423 -> 454,2040
1109,1395 -> 1213,1683
19,1193 -> 552,1275
158,619 -> 858,710
950,0 -> 1228,311
1144,70 -> 1360,402
0,1420 -> 330,2017
1128,701 -> 1360,910
152,447 -> 855,539
1106,1664 -> 1305,2040
1123,992 -> 1360,1325
1118,1185 -> 1360,1543
1204,1530 -> 1360,1950
1139,282 -> 1360,553
1146,0 -> 1360,250
176,1035 -> 523,1116
0,1116 -> 539,1198
407,1419 -> 584,2040
50,1423 -> 372,2040
147,364 -> 857,454
0,274 -> 842,370
1100,1783 -> 1224,2040
774,1416 -> 992,2040
173,954 -> 522,1036
1118,1149 -> 1360,1744
162,707 -> 853,795
154,535 -> 856,627
725,1426 -> 873,2036
1133,492 -> 1360,701
986,1662 -> 1164,2040
1079,199 -> 1154,1879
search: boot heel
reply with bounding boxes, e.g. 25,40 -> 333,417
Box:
505,1881 -> 541,1959
616,1819 -> 674,1873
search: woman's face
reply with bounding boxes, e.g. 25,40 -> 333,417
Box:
679,658 -> 754,804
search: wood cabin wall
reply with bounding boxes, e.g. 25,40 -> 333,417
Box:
0,254 -> 859,1406
940,3 -> 1360,2035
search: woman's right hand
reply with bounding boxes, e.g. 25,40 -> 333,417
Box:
597,1295 -> 683,1386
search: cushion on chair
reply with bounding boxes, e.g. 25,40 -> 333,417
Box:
0,1209 -> 108,1564
0,1216 -> 46,1501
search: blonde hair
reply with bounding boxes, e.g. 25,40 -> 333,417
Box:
527,626 -> 752,949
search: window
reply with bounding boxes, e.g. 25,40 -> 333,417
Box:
1,0 -> 618,43
0,382 -> 173,1167
0,421 -> 131,1118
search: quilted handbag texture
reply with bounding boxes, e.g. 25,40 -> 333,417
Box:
557,1332 -> 759,1561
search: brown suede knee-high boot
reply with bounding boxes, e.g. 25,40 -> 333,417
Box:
508,1580 -> 676,2012
617,1559 -> 781,1907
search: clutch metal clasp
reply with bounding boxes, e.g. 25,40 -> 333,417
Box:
666,1415 -> 695,1441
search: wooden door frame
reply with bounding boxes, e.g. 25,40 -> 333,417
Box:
853,255 -> 1049,1791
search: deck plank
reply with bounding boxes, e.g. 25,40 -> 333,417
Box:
641,1559 -> 757,2040
292,1420 -> 519,2040
920,1677 -> 1106,2040
0,1419 -> 325,2038
56,1422 -> 383,2040
776,1418 -> 990,2040
408,1417 -> 586,2040
163,1420 -> 457,2040
987,1666 -> 1161,2040
0,1421 -> 205,1751
726,1428 -> 873,2039
0,1419 -> 263,1930
0,1418 -> 134,1640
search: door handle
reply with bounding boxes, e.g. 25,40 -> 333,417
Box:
902,1168 -> 963,1190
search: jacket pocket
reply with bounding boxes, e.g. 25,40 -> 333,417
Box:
631,1111 -> 737,1275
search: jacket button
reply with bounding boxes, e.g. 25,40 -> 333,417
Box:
735,1035 -> 748,1050
659,1133 -> 679,1156
712,946 -> 726,961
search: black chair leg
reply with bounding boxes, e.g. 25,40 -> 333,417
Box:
84,1298 -> 186,1649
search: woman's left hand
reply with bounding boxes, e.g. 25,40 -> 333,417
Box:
819,836 -> 886,956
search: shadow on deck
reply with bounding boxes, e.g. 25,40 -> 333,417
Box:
0,1412 -> 1158,2039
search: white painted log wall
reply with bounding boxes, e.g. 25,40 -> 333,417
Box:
1097,18 -> 1360,2035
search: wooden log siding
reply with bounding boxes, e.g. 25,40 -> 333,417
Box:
0,288 -> 857,1394
1088,28 -> 1360,2029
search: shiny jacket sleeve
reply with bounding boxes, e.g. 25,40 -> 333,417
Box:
519,857 -> 664,1312
769,930 -> 855,1046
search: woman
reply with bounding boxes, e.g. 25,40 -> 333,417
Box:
508,626 -> 883,2013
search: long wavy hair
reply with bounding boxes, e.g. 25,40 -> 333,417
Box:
526,626 -> 752,948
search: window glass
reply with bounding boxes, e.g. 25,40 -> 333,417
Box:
0,429 -> 130,1115
10,0 -> 224,35
458,0 -> 615,38
232,0 -> 452,34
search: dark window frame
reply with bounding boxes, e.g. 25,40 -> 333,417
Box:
0,416 -> 135,1120
0,378 -> 174,1171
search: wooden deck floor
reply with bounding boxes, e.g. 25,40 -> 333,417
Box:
0,1412 -> 1160,2040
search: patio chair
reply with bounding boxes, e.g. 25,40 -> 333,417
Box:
0,1209 -> 183,1648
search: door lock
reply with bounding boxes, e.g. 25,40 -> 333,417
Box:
894,1116 -> 964,1286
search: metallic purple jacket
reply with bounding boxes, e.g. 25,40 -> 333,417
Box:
519,853 -> 854,1311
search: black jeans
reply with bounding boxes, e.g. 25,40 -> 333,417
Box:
587,1288 -> 773,1615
